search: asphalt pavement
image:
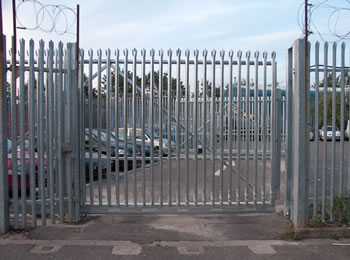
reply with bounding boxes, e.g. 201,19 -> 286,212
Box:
1,213 -> 350,259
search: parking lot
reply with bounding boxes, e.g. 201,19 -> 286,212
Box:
82,151 -> 274,210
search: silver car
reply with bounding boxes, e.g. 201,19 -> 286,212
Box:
319,126 -> 341,141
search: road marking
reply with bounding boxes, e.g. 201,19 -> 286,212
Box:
333,243 -> 350,246
178,246 -> 204,255
248,245 -> 276,255
30,245 -> 62,254
112,242 -> 142,255
215,161 -> 235,176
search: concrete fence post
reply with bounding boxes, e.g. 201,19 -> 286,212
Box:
291,38 -> 308,227
284,47 -> 293,217
0,33 -> 9,234
72,43 -> 80,223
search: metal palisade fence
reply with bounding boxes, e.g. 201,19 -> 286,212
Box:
286,39 -> 350,226
79,48 -> 281,213
4,37 -> 81,229
1,37 -> 282,231
309,41 -> 350,223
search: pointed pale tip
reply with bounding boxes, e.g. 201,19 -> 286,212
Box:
141,48 -> 146,56
202,49 -> 208,57
176,49 -> 181,56
254,51 -> 259,58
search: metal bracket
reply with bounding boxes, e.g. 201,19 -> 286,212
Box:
63,142 -> 73,153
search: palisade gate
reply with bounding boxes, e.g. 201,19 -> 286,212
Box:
0,36 -> 284,233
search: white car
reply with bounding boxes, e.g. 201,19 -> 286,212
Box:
309,128 -> 314,141
119,128 -> 175,156
345,120 -> 350,140
319,126 -> 341,141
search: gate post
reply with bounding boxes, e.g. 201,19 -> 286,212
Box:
274,88 -> 282,201
290,38 -> 308,227
0,32 -> 9,234
64,43 -> 80,223
72,43 -> 80,223
271,55 -> 281,206
284,47 -> 293,217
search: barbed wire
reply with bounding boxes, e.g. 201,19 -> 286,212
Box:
16,0 -> 77,35
297,0 -> 350,42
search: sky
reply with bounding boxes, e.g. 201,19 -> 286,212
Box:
2,0 -> 350,86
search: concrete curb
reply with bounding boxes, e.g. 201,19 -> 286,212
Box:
297,226 -> 350,240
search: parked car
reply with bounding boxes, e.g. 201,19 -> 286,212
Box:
84,151 -> 108,182
101,130 -> 142,168
7,139 -> 12,151
319,126 -> 341,141
155,127 -> 176,143
85,129 -> 118,155
119,128 -> 175,156
345,120 -> 350,140
7,142 -> 39,194
110,130 -> 157,160
309,128 -> 314,141
85,129 -> 141,171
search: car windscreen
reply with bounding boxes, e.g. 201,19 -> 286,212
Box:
91,129 -> 108,143
7,139 -> 12,151
145,128 -> 159,139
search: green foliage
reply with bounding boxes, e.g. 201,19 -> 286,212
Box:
283,228 -> 302,241
309,193 -> 350,225
311,92 -> 349,130
333,194 -> 350,224
101,70 -> 185,97
330,233 -> 340,240
342,229 -> 350,238
311,72 -> 350,130
309,214 -> 323,228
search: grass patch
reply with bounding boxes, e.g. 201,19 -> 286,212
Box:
283,228 -> 302,241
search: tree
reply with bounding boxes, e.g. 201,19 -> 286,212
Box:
311,73 -> 350,130
101,69 -> 184,97
314,72 -> 350,89
314,93 -> 349,130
